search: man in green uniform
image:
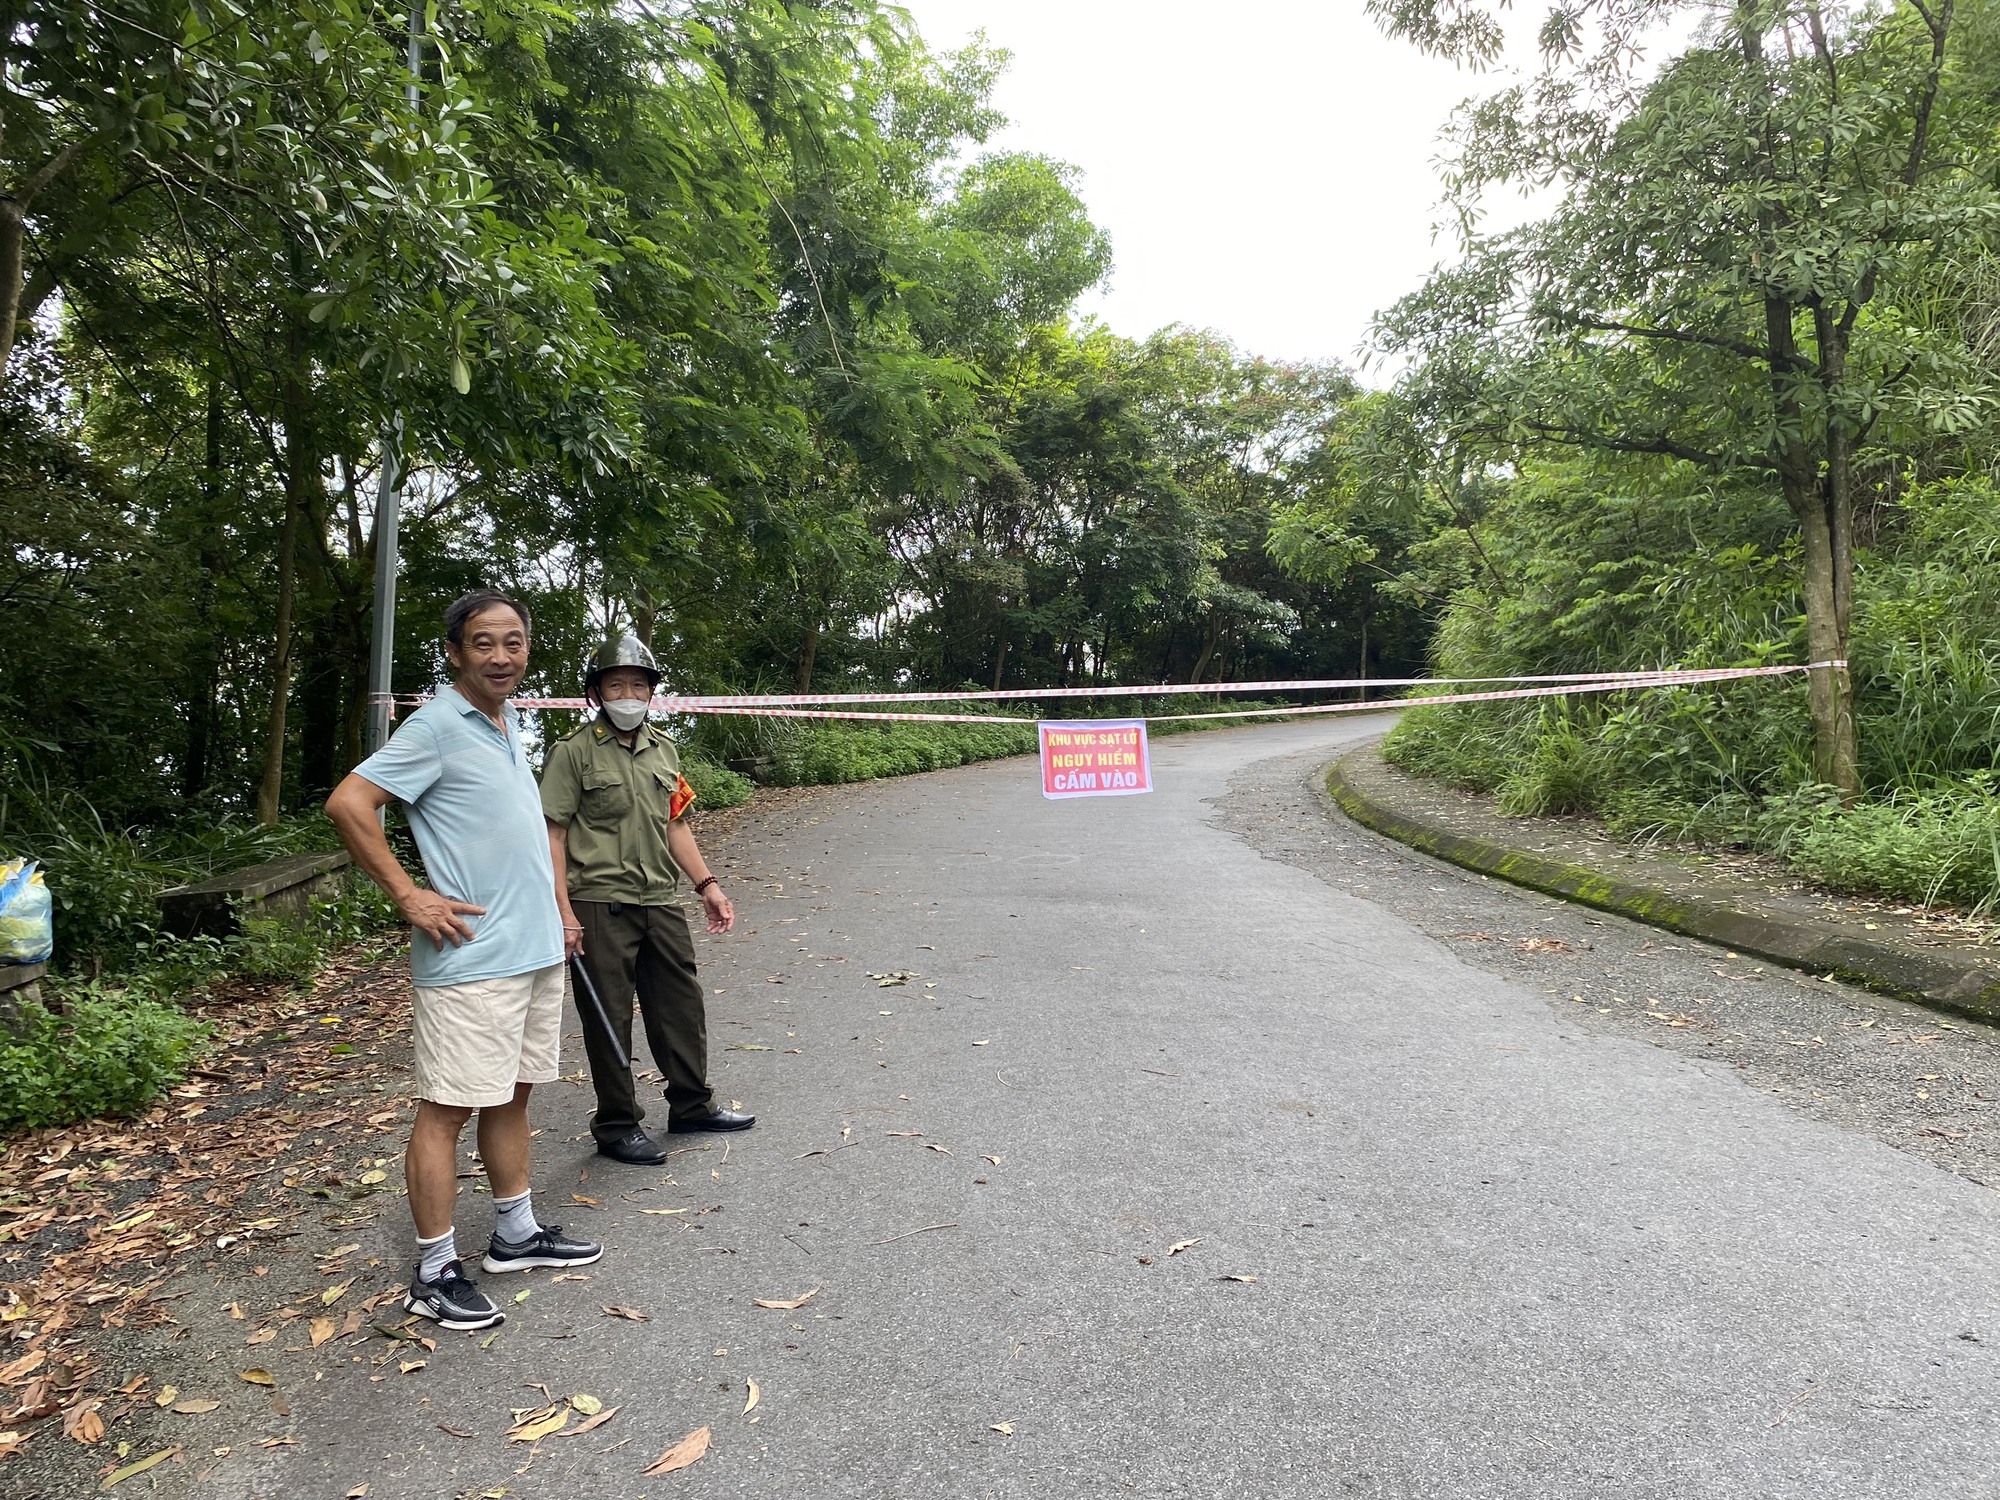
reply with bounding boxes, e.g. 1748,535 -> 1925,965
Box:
541,637 -> 754,1164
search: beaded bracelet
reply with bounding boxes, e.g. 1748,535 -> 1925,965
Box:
693,876 -> 719,895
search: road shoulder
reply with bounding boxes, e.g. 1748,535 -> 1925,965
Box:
1329,739 -> 2000,1024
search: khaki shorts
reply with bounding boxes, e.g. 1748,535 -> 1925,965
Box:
411,963 -> 564,1108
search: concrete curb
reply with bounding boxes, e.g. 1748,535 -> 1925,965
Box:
1326,746 -> 2000,1026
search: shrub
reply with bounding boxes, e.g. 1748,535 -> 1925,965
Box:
762,718 -> 1038,786
230,880 -> 403,986
682,757 -> 753,811
0,987 -> 210,1130
1784,790 -> 2000,912
1495,724 -> 1614,816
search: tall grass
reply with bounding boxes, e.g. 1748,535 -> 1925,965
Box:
1382,466 -> 2000,912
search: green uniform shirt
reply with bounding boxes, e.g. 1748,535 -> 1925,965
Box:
540,719 -> 694,905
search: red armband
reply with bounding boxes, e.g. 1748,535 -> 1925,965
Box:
669,773 -> 696,821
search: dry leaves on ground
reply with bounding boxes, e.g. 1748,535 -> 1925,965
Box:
0,942 -> 413,1463
751,1287 -> 820,1311
642,1425 -> 712,1475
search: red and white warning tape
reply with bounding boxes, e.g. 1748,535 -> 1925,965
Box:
369,661 -> 1845,725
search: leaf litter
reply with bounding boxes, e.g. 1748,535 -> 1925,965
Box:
0,940 -> 419,1461
643,1425 -> 712,1475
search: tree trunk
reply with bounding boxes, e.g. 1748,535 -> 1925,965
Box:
1357,611 -> 1370,703
796,617 -> 819,693
1740,9 -> 1861,798
991,632 -> 1009,691
182,369 -> 226,798
1762,293 -> 1858,795
255,304 -> 313,825
0,197 -> 25,381
1189,609 -> 1221,684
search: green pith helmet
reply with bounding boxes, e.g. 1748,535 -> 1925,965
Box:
583,634 -> 662,701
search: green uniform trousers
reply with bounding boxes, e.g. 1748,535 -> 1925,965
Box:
572,900 -> 715,1143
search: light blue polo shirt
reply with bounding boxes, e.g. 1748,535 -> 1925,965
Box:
354,685 -> 563,987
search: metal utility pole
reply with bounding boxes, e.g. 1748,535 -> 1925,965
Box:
364,5 -> 424,756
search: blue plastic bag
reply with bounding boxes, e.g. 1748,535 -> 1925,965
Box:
0,858 -> 53,963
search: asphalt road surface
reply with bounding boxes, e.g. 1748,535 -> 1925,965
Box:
193,716 -> 2000,1499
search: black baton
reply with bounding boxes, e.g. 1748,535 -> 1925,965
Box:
567,955 -> 631,1072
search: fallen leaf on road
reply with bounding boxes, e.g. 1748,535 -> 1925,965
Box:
398,1360 -> 425,1374
752,1287 -> 820,1311
601,1306 -> 650,1322
1516,938 -> 1574,954
153,1386 -> 178,1408
886,1130 -> 922,1138
63,1403 -> 104,1443
309,1317 -> 336,1348
358,1170 -> 387,1185
743,1378 -> 760,1415
511,1290 -> 531,1304
238,1370 -> 275,1386
725,1043 -> 771,1051
637,1208 -> 687,1216
0,1351 -> 45,1383
345,1486 -> 369,1498
321,1280 -> 354,1306
1136,1256 -> 1154,1265
245,1327 -> 277,1346
508,1405 -> 569,1443
1166,1238 -> 1201,1257
571,1194 -> 601,1208
571,1393 -> 603,1416
922,1143 -> 952,1156
981,1155 -> 1002,1165
172,1399 -> 222,1414
1217,1274 -> 1258,1283
436,1424 -> 474,1439
990,1422 -> 1014,1435
562,1405 -> 619,1437
641,1425 -> 712,1475
101,1446 -> 180,1488
256,1435 -> 297,1448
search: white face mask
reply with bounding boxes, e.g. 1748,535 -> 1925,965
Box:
601,698 -> 649,732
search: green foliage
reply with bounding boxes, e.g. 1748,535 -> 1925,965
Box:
681,757 -> 754,812
1384,459 -> 2000,910
0,988 -> 210,1131
0,777 -> 367,973
758,718 -> 1037,787
1784,790 -> 2000,913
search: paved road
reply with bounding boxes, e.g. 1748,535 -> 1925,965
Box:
202,717 -> 1999,1500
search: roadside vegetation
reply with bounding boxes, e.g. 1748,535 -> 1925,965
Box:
1,0 -> 1420,1137
1352,2 -> 2000,916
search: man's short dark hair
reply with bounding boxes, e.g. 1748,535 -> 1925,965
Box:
445,589 -> 533,646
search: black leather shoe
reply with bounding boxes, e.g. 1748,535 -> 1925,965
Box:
668,1108 -> 756,1134
596,1128 -> 667,1165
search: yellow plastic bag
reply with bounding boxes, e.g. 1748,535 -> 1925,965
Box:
0,858 -> 53,963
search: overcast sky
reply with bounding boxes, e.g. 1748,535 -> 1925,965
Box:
896,0 -> 1551,378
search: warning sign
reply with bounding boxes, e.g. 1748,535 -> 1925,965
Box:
1038,720 -> 1153,799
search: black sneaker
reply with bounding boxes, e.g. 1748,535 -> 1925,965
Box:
404,1259 -> 505,1331
482,1224 -> 604,1274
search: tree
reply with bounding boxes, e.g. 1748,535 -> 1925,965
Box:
1370,0 -> 2000,794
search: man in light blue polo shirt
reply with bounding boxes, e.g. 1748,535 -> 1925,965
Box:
327,589 -> 601,1331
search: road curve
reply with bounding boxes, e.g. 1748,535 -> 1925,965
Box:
214,716 -> 2000,1500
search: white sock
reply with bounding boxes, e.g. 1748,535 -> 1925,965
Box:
416,1230 -> 456,1283
494,1190 -> 541,1244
